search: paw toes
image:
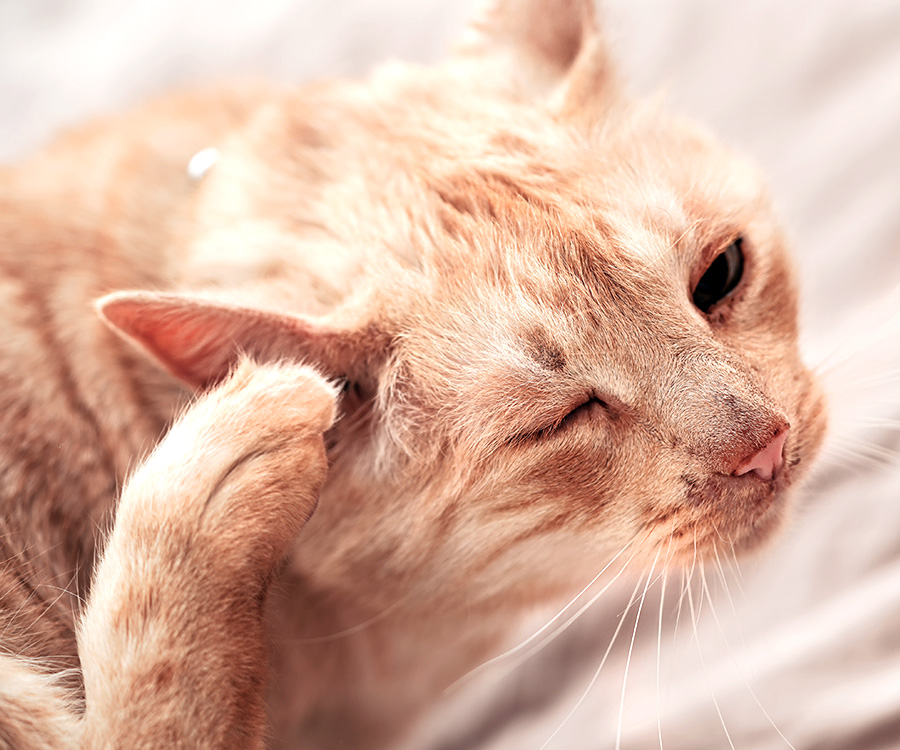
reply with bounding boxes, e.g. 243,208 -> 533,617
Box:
213,357 -> 339,437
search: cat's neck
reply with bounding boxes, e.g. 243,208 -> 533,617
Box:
263,457 -> 607,749
265,565 -> 514,750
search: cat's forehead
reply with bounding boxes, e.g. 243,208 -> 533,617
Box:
268,74 -> 773,363
246,70 -> 790,462
412,92 -> 766,264
385,103 -> 775,433
417,115 -> 761,295
267,70 -> 767,276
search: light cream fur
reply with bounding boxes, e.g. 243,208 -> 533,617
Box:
0,1 -> 826,748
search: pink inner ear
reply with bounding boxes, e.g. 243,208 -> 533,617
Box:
97,292 -> 321,390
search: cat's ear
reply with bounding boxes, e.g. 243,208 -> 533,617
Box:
96,291 -> 388,391
456,0 -> 619,116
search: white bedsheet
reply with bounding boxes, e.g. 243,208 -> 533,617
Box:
3,2 -> 898,748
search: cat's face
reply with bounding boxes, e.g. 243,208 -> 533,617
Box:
213,88 -> 825,605
105,0 -> 827,607
341,102 -> 827,588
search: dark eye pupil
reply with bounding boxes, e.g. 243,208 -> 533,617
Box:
692,237 -> 744,313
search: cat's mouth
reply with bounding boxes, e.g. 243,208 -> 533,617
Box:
640,468 -> 794,565
698,471 -> 787,544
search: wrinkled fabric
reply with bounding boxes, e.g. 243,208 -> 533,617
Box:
2,2 -> 898,748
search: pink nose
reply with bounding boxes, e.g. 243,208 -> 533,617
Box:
733,427 -> 789,481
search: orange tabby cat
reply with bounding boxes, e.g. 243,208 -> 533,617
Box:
0,1 -> 827,748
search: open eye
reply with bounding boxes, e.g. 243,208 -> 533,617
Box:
692,237 -> 745,313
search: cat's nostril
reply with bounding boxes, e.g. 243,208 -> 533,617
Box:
732,426 -> 789,481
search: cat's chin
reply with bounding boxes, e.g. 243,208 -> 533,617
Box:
726,501 -> 789,558
709,480 -> 792,558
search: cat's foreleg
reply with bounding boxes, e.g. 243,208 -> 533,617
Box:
77,359 -> 337,750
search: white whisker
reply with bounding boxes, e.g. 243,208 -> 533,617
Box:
616,551 -> 660,750
706,557 -> 798,749
830,436 -> 900,464
656,535 -> 675,750
290,593 -> 410,644
656,571 -> 667,750
853,417 -> 900,430
809,283 -> 900,376
714,545 -> 746,603
448,540 -> 638,692
689,567 -> 736,750
651,218 -> 705,267
539,574 -> 646,750
687,532 -> 704,649
830,366 -> 900,391
727,544 -> 746,591
673,537 -> 698,645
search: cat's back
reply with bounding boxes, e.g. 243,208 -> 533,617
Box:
0,84 -> 270,670
6,83 -> 273,264
0,192 -> 165,671
0,80 -> 277,530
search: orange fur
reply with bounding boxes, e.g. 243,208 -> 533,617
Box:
0,1 -> 826,748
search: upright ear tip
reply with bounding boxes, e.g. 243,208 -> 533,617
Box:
458,0 -> 609,101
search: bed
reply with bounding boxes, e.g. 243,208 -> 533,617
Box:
3,1 -> 898,747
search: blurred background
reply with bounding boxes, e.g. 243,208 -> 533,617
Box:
3,1 -> 900,748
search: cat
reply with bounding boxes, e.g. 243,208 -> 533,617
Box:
0,0 -> 828,748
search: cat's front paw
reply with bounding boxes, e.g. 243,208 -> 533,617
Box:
210,356 -> 338,441
114,357 -> 339,580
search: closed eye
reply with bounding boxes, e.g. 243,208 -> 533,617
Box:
554,396 -> 611,431
506,395 -> 614,446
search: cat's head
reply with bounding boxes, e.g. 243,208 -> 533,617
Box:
100,0 -> 826,602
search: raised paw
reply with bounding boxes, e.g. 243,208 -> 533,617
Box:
78,359 -> 338,749
119,357 -> 338,572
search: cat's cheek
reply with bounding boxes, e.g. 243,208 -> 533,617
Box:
785,375 -> 828,479
472,430 -> 638,556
